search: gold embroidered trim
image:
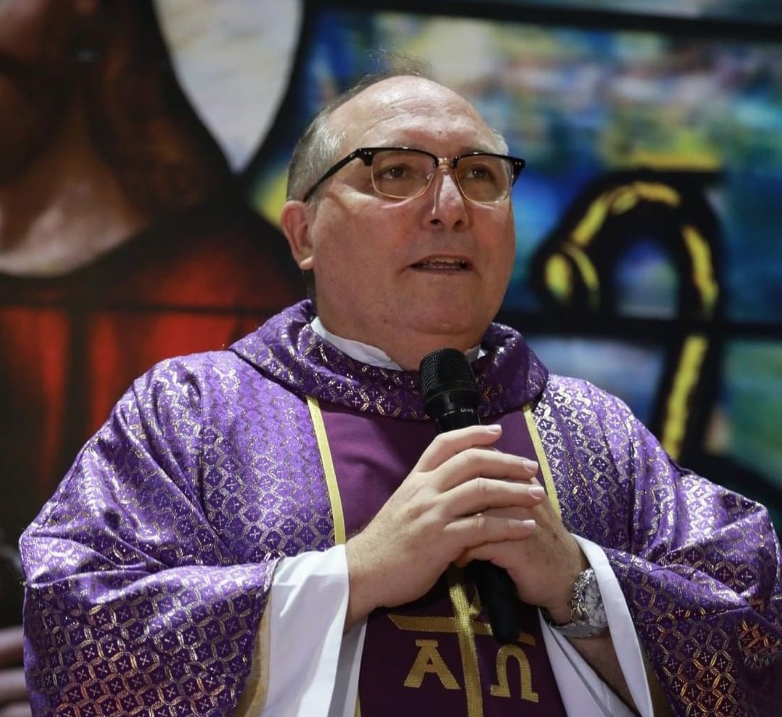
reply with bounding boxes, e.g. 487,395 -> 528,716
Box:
306,396 -> 360,717
447,568 -> 484,717
389,613 -> 536,646
523,403 -> 562,518
307,395 -> 347,544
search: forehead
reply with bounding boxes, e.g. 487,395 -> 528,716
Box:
330,77 -> 499,153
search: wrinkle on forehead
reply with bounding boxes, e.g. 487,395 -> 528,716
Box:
329,76 -> 498,153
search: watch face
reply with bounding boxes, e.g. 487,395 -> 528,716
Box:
543,568 -> 609,638
583,574 -> 608,628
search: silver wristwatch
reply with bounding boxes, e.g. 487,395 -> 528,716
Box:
542,567 -> 608,638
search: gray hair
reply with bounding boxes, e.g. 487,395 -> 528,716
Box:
287,64 -> 430,202
286,107 -> 347,202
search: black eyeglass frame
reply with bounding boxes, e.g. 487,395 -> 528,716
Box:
301,146 -> 526,203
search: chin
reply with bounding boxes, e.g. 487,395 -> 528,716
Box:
415,314 -> 487,345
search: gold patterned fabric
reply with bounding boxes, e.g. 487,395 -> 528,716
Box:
20,300 -> 782,716
534,376 -> 782,715
21,347 -> 335,716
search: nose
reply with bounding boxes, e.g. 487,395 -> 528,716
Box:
426,166 -> 470,230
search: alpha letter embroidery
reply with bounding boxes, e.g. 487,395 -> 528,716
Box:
404,639 -> 461,690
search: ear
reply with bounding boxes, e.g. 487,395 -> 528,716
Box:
280,200 -> 315,271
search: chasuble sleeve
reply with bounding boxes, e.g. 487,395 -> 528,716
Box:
19,355 -> 287,717
538,377 -> 782,717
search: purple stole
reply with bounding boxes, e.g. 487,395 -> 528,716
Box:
319,403 -> 568,716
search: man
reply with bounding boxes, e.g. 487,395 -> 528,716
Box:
21,73 -> 782,717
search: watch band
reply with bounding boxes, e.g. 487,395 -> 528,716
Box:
541,567 -> 609,638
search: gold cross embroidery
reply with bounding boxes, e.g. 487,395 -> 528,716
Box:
388,567 -> 538,716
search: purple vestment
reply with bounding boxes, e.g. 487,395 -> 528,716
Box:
322,406 -> 567,714
21,300 -> 782,716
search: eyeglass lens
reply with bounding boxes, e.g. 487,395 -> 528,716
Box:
370,150 -> 513,203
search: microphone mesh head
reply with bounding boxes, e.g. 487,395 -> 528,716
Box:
419,348 -> 477,400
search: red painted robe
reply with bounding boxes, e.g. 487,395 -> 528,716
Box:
0,195 -> 302,578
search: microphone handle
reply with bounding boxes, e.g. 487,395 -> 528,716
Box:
435,409 -> 522,645
469,562 -> 522,645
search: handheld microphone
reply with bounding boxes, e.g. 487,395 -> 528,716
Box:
420,348 -> 521,645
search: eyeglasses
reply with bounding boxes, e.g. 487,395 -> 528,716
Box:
301,146 -> 526,204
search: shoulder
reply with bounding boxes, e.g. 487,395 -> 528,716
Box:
114,347 -> 278,426
539,374 -> 669,475
92,346 -> 304,481
136,349 -> 253,395
542,373 -> 635,420
537,373 -> 652,456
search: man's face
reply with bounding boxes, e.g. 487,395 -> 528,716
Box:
285,76 -> 517,365
0,0 -> 81,184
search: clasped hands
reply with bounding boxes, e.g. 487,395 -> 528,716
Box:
345,424 -> 587,629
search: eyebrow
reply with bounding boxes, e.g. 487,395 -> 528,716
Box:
376,143 -> 501,156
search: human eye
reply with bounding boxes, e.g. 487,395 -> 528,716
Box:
379,162 -> 412,180
372,151 -> 429,195
374,152 -> 426,181
461,159 -> 499,184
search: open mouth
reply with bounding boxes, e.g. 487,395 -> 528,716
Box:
411,257 -> 471,270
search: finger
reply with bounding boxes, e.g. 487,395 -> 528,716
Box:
443,479 -> 546,518
414,425 -> 503,473
0,668 -> 28,704
457,539 -> 528,566
434,449 -> 539,491
445,514 -> 536,552
0,628 -> 23,668
454,532 -> 543,572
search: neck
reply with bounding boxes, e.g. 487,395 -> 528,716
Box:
316,313 -> 486,371
386,336 -> 483,371
0,97 -> 148,277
